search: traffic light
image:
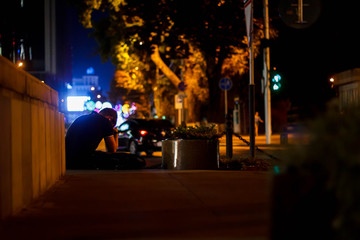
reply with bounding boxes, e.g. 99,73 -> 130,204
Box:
271,73 -> 282,91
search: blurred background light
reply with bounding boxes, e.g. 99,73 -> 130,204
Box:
67,96 -> 90,111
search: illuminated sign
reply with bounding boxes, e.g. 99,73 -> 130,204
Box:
67,96 -> 90,112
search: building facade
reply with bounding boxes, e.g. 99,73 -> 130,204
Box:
333,68 -> 360,109
0,0 -> 72,110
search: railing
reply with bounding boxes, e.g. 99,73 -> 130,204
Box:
0,56 -> 65,219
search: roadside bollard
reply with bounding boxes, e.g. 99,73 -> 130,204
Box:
226,113 -> 233,159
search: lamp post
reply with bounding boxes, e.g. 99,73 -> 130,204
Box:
263,0 -> 272,144
244,0 -> 255,158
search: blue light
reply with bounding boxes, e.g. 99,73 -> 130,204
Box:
86,67 -> 94,75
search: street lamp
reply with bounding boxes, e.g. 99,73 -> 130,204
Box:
17,61 -> 24,68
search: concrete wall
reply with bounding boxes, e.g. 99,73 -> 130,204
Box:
0,56 -> 65,219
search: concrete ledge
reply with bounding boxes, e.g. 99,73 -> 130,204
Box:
0,56 -> 64,219
0,56 -> 58,107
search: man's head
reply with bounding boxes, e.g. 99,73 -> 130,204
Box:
99,108 -> 117,127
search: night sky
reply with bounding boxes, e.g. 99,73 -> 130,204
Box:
69,9 -> 115,95
270,0 -> 360,112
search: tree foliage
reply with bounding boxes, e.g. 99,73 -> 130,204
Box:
71,0 -> 277,122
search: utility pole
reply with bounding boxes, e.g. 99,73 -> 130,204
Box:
249,43 -> 255,157
263,0 -> 272,144
244,0 -> 255,158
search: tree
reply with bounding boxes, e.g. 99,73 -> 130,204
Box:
71,0 -> 277,122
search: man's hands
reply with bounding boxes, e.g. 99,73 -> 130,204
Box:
105,128 -> 119,153
113,127 -> 119,136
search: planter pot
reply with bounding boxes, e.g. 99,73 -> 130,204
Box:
162,139 -> 219,170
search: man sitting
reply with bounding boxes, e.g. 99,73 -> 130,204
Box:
65,108 -> 145,170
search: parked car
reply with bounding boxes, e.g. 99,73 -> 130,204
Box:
117,118 -> 174,156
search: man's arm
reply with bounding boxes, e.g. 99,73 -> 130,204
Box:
104,129 -> 119,153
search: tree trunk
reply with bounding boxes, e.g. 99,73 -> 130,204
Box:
185,90 -> 198,123
150,45 -> 181,88
150,44 -> 205,123
151,45 -> 181,119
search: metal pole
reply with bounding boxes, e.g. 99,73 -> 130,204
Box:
226,113 -> 233,159
263,0 -> 272,144
225,90 -> 228,115
180,59 -> 185,125
181,98 -> 184,124
178,108 -> 182,125
225,89 -> 233,159
249,45 -> 255,158
298,0 -> 304,23
245,0 -> 255,158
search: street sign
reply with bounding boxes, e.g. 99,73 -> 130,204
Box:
219,77 -> 232,91
244,0 -> 253,47
178,82 -> 187,91
279,0 -> 321,29
175,93 -> 187,109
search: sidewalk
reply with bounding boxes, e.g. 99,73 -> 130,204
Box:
0,170 -> 273,239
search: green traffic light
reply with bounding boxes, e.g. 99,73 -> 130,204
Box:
271,73 -> 282,91
273,83 -> 281,91
272,74 -> 281,83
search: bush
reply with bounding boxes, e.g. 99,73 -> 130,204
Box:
240,157 -> 271,171
288,102 -> 360,239
171,124 -> 221,140
219,157 -> 271,171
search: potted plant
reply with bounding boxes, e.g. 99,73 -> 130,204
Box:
162,124 -> 221,170
272,102 -> 360,239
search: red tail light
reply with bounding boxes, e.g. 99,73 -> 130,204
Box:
140,130 -> 148,136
